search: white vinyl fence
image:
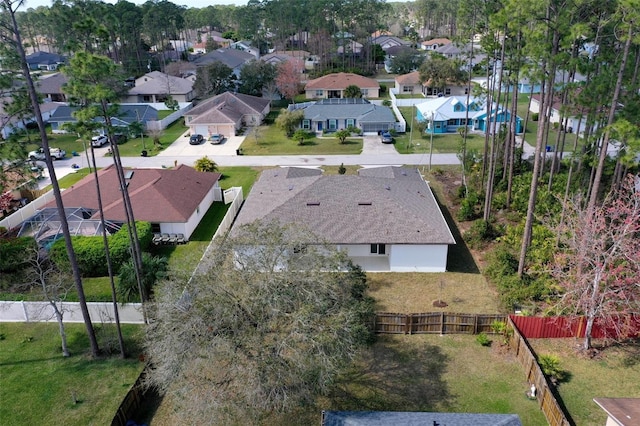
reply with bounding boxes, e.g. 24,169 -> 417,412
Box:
0,190 -> 55,230
0,301 -> 145,324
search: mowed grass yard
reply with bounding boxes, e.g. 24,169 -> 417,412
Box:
529,338 -> 640,426
0,322 -> 145,426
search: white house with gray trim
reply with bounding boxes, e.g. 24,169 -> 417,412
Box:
289,98 -> 396,134
232,166 -> 455,272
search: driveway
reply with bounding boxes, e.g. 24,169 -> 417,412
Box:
157,130 -> 245,158
361,134 -> 398,155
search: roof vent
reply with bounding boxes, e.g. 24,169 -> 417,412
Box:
358,202 -> 372,206
289,185 -> 294,191
306,202 -> 320,206
385,185 -> 391,190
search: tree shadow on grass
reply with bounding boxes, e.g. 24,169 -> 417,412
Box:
431,191 -> 479,274
325,336 -> 453,412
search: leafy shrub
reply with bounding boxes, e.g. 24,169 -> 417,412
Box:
464,220 -> 502,249
117,253 -> 168,302
458,190 -> 480,221
538,354 -> 567,383
532,113 -> 539,121
476,332 -> 491,346
0,237 -> 37,272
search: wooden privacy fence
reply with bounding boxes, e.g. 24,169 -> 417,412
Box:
507,317 -> 571,426
374,312 -> 507,335
112,367 -> 152,426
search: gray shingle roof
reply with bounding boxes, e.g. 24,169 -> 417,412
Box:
299,99 -> 395,123
322,411 -> 523,426
128,71 -> 194,95
193,47 -> 255,69
233,166 -> 455,245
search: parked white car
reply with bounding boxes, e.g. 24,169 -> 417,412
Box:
28,147 -> 66,161
91,135 -> 108,147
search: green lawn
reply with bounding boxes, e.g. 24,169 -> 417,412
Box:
151,334 -> 548,426
239,109 -> 362,155
529,338 -> 640,426
0,322 -> 145,426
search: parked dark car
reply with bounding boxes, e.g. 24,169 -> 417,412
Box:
189,134 -> 204,145
380,131 -> 394,143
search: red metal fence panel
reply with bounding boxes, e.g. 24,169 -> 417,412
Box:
510,314 -> 640,339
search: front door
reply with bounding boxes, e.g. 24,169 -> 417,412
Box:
317,122 -> 323,131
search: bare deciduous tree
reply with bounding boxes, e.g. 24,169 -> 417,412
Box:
551,175 -> 640,350
25,247 -> 73,357
144,221 -> 374,424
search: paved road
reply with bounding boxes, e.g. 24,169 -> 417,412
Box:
39,133 -> 462,188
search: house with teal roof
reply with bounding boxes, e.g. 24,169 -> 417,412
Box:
415,96 -> 522,134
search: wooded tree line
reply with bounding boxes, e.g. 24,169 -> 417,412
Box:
454,0 -> 640,350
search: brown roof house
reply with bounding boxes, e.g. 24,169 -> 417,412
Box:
49,164 -> 222,240
421,38 -> 452,51
232,166 -> 455,272
184,91 -> 270,138
594,398 -> 640,426
304,72 -> 380,99
35,72 -> 68,102
123,71 -> 196,103
394,71 -> 423,95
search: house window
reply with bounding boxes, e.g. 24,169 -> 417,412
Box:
315,90 -> 323,97
464,87 -> 469,94
454,104 -> 463,112
143,95 -> 151,102
346,118 -> 355,128
302,119 -> 311,129
445,88 -> 451,95
403,85 -> 412,92
151,223 -> 161,233
328,119 -> 337,130
370,244 -> 386,255
362,89 -> 369,97
448,119 -> 457,126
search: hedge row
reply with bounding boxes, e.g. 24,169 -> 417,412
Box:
0,237 -> 37,272
49,221 -> 152,277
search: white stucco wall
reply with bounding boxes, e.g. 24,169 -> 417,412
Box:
338,243 -> 449,272
159,184 -> 222,240
389,244 -> 449,272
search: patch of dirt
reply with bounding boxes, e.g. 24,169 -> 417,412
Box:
432,299 -> 448,308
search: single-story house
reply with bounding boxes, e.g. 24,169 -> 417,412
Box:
35,72 -> 68,102
372,35 -> 411,51
290,98 -> 396,134
48,104 -> 158,134
261,52 -> 306,74
529,93 -> 594,136
322,411 -> 522,426
230,40 -> 260,59
198,31 -> 233,48
184,91 -> 270,137
421,38 -> 452,51
304,72 -> 380,99
232,166 -> 456,272
593,398 -> 640,426
394,71 -> 469,96
395,71 -> 423,95
25,51 -> 66,71
45,164 -> 222,240
193,47 -> 256,77
337,39 -> 363,55
416,96 -> 523,134
122,71 -> 196,103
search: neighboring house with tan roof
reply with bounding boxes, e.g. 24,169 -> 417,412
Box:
394,71 -> 468,97
395,71 -> 423,95
46,164 -> 222,240
594,398 -> 640,426
184,91 -> 270,137
35,72 -> 68,102
421,38 -> 452,51
123,71 -> 196,103
304,72 -> 380,99
372,34 -> 411,51
232,166 -> 455,272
